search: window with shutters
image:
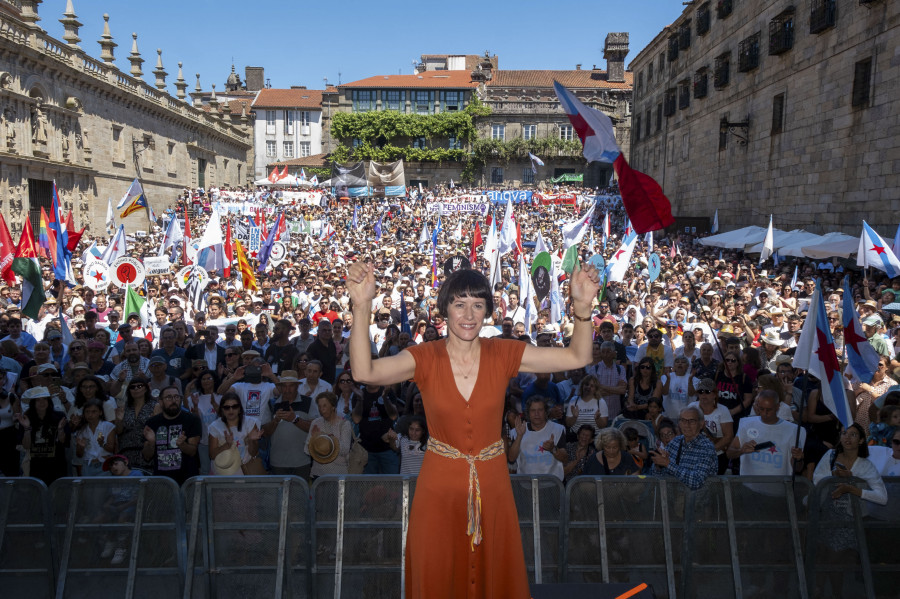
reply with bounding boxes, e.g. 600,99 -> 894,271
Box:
769,9 -> 795,55
810,0 -> 836,34
678,80 -> 691,110
491,167 -> 503,184
679,21 -> 692,50
664,89 -> 676,116
717,0 -> 733,19
738,32 -> 761,72
668,36 -> 679,62
697,3 -> 711,35
645,109 -> 652,138
656,104 -> 663,132
522,168 -> 534,184
694,68 -> 708,98
714,52 -> 731,88
634,116 -> 642,142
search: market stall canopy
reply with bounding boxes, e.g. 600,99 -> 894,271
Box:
801,232 -> 881,260
699,226 -> 769,249
778,232 -> 850,257
746,230 -> 823,255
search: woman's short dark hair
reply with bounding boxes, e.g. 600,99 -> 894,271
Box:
576,424 -> 595,439
436,269 -> 493,318
315,391 -> 338,409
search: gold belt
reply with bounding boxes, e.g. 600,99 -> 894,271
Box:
426,436 -> 505,550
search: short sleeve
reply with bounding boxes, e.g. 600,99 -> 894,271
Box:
487,338 -> 526,380
404,342 -> 435,387
719,405 -> 733,424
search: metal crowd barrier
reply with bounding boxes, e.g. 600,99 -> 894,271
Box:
0,475 -> 897,599
49,476 -> 185,599
0,477 -> 54,599
182,476 -> 310,599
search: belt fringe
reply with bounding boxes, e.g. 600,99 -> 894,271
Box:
427,437 -> 505,551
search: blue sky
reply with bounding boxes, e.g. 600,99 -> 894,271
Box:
48,1 -> 685,93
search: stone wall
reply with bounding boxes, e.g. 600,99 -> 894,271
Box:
0,5 -> 252,236
629,0 -> 899,234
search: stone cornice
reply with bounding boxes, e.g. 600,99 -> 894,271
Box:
0,13 -> 251,150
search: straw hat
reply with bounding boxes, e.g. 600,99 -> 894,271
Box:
309,434 -> 339,464
213,447 -> 243,476
760,331 -> 784,347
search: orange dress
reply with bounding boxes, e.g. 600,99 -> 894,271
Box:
405,337 -> 531,599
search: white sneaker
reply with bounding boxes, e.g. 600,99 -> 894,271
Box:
111,548 -> 126,565
100,541 -> 115,559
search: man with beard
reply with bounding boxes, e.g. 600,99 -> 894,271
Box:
110,341 -> 151,396
141,386 -> 201,484
306,319 -> 338,384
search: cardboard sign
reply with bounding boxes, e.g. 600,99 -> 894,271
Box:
109,257 -> 145,288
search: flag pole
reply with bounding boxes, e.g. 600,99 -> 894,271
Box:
130,137 -> 154,225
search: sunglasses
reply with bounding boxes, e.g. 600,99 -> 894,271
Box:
639,365 -> 652,370
225,353 -> 237,357
725,358 -> 738,363
129,383 -> 146,389
222,404 -> 240,411
892,439 -> 900,446
339,379 -> 352,383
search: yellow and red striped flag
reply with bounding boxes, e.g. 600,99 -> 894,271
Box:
235,240 -> 258,292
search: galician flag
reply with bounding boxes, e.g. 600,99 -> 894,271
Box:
793,281 -> 853,428
711,209 -> 719,234
553,81 -> 673,234
561,202 -> 596,250
607,231 -> 638,283
11,218 -> 45,320
857,220 -> 900,277
841,275 -> 880,384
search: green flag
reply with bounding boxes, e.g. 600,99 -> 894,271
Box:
124,284 -> 146,325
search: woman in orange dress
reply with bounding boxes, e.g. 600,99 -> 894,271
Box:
346,262 -> 600,598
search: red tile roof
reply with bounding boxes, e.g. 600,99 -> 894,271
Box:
340,70 -> 478,89
252,89 -> 324,109
270,153 -> 329,167
488,70 -> 632,90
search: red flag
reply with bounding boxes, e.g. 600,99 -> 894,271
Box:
0,213 -> 15,285
268,167 -> 279,183
259,212 -> 268,241
223,219 -> 233,278
277,166 -> 289,180
470,222 -> 482,265
183,206 -> 192,266
614,154 -> 674,234
276,214 -> 287,240
514,221 -> 524,259
669,242 -> 676,259
64,210 -> 74,232
66,228 -> 85,252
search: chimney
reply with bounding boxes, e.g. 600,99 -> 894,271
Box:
575,64 -> 582,70
245,66 -> 264,92
604,32 -> 629,83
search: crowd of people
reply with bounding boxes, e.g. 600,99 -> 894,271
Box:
0,182 -> 897,575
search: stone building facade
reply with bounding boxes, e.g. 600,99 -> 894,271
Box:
629,0 -> 899,234
478,34 -> 633,188
0,2 -> 252,236
251,88 -> 324,180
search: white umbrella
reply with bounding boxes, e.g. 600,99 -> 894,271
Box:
699,225 -> 768,249
801,234 -> 864,259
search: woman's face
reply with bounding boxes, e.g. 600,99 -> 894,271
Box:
674,359 -> 688,375
200,373 -> 214,392
408,421 -> 424,441
413,394 -> 424,413
83,404 -> 101,423
659,427 -> 676,445
839,426 -> 863,452
700,344 -> 713,361
577,428 -> 593,447
602,437 -> 622,457
317,397 -> 335,419
34,345 -> 50,362
79,379 -> 100,398
423,326 -> 438,341
128,380 -> 147,396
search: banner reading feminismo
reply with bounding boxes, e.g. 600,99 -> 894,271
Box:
427,202 -> 490,216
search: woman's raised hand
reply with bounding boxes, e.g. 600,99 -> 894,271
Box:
346,261 -> 377,306
569,260 -> 601,310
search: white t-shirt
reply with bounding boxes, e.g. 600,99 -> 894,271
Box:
568,397 -> 609,435
230,382 -> 276,419
735,416 -> 806,494
688,401 -> 733,455
509,421 -> 566,481
208,416 -> 261,464
76,421 -> 116,465
661,372 -> 693,419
